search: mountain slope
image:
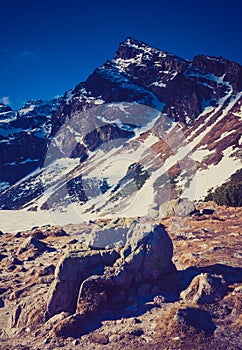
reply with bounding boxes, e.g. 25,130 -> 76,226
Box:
0,37 -> 241,220
0,98 -> 61,188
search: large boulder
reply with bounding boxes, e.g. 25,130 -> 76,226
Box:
46,249 -> 119,318
122,222 -> 174,282
47,221 -> 175,329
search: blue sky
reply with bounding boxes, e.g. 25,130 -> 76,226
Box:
1,0 -> 241,109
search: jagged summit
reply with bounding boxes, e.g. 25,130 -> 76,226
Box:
114,36 -> 185,64
116,36 -> 170,57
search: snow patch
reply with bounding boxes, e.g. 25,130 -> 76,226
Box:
0,181 -> 9,192
190,149 -> 211,162
152,81 -> 166,88
182,146 -> 242,200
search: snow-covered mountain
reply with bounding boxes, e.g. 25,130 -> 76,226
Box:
0,37 -> 241,222
0,98 -> 61,189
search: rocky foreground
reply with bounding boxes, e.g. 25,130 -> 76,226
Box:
0,202 -> 241,350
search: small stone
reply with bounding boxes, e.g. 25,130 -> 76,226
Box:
133,317 -> 142,324
109,334 -> 124,342
91,333 -> 109,345
130,328 -> 144,336
68,239 -> 79,244
175,307 -> 216,335
44,338 -> 51,344
14,232 -> 22,238
153,295 -> 166,306
11,304 -> 22,327
17,237 -> 55,255
37,264 -> 55,277
32,229 -> 46,239
233,286 -> 242,295
72,339 -> 80,346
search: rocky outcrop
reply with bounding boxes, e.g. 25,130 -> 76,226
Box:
180,273 -> 227,304
47,222 -> 176,337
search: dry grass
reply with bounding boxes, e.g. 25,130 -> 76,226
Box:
26,306 -> 45,330
154,304 -> 216,350
162,202 -> 242,269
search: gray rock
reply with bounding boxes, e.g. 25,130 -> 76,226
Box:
180,273 -> 227,304
72,339 -> 80,346
10,304 -> 22,328
47,249 -> 119,318
17,237 -> 55,255
88,225 -> 128,249
78,223 -> 174,306
159,199 -> 178,218
91,333 -> 109,345
123,223 -> 174,281
153,295 -> 166,306
159,198 -> 195,218
176,198 -> 196,216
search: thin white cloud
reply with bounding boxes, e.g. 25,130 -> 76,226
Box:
0,48 -> 39,64
0,96 -> 11,105
16,50 -> 39,62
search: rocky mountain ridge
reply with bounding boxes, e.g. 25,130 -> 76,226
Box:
0,37 -> 241,221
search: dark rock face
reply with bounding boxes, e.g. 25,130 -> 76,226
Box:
0,99 -> 60,187
192,55 -> 242,91
175,307 -> 216,335
50,37 -> 242,150
0,103 -> 12,114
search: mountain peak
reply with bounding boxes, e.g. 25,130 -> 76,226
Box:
119,36 -> 166,53
122,36 -> 144,46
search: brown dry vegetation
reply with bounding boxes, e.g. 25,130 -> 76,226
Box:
0,202 -> 241,349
